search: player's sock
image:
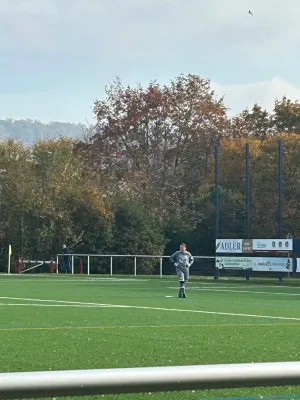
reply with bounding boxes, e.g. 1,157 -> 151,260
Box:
179,281 -> 185,298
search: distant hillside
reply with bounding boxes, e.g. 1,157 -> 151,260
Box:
0,119 -> 88,144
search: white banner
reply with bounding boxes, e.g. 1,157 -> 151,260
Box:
216,257 -> 252,270
252,239 -> 292,252
215,239 -> 243,253
252,257 -> 292,272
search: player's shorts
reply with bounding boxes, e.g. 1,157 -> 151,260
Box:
176,266 -> 189,282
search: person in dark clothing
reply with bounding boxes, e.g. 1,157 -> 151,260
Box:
62,244 -> 71,274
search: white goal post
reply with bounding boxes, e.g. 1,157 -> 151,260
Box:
1,361 -> 300,399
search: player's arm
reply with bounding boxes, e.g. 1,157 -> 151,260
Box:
169,251 -> 179,266
188,253 -> 194,267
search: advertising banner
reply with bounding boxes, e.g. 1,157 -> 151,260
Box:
215,239 -> 252,253
216,257 -> 252,270
252,239 -> 292,252
252,257 -> 291,272
216,239 -> 293,253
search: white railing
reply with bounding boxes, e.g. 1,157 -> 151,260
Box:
1,362 -> 300,399
55,254 -> 214,277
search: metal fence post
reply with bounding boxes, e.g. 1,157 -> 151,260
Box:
71,256 -> 74,274
56,255 -> 59,274
134,257 -> 137,276
87,256 -> 90,275
160,258 -> 163,278
110,257 -> 113,276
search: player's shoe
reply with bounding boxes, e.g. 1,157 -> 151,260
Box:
183,294 -> 186,298
178,292 -> 182,298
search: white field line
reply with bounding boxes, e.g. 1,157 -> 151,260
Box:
1,276 -> 148,282
167,287 -> 300,297
0,303 -> 116,308
168,286 -> 300,296
1,296 -> 300,321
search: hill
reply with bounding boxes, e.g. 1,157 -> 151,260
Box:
0,119 -> 87,144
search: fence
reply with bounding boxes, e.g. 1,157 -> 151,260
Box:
55,254 -> 215,277
1,361 -> 300,399
13,254 -> 298,281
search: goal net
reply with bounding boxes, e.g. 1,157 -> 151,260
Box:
20,259 -> 56,274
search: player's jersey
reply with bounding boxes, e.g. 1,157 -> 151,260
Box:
170,251 -> 194,268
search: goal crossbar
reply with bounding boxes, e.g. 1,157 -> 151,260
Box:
1,361 -> 300,399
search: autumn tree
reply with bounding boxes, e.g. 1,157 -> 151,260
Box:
0,139 -> 33,268
79,74 -> 229,228
202,135 -> 300,240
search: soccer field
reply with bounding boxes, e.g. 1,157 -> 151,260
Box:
1,275 -> 300,400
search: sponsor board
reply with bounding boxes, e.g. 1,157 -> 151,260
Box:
215,239 -> 252,253
216,239 -> 293,253
252,239 -> 292,252
215,257 -> 252,270
252,257 -> 291,272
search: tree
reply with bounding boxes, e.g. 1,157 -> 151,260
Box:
0,137 -> 113,271
231,104 -> 272,138
273,97 -> 300,133
0,139 -> 33,269
111,198 -> 166,274
203,135 -> 300,240
78,74 -> 229,226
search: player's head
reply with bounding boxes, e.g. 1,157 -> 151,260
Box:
180,243 -> 187,252
63,244 -> 66,249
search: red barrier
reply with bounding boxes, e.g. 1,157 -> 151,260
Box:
50,261 -> 55,273
80,259 -> 83,274
17,257 -> 21,274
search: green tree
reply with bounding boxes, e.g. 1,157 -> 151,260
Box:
273,97 -> 300,133
112,198 -> 166,274
231,104 -> 271,138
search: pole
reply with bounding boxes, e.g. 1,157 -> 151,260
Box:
17,257 -> 21,274
80,259 -> 83,274
245,143 -> 251,238
160,258 -> 163,278
278,140 -> 283,237
215,145 -> 220,239
87,256 -> 90,275
8,245 -> 12,274
134,257 -> 137,276
49,260 -> 54,273
1,362 -> 300,399
110,257 -> 113,276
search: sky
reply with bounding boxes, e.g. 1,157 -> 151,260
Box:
0,0 -> 300,124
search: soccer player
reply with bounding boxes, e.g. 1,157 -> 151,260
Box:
169,243 -> 194,298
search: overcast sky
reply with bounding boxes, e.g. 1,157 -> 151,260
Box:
0,0 -> 300,123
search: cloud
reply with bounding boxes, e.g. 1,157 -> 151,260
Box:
0,0 -> 300,122
212,77 -> 300,115
1,0 -> 300,60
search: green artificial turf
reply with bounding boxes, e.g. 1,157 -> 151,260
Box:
1,274 -> 300,400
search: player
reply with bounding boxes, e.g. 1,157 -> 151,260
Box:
169,243 -> 194,298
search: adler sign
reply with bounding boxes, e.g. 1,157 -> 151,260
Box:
215,239 -> 243,253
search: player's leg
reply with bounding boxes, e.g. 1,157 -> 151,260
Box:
182,268 -> 189,298
176,268 -> 184,297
